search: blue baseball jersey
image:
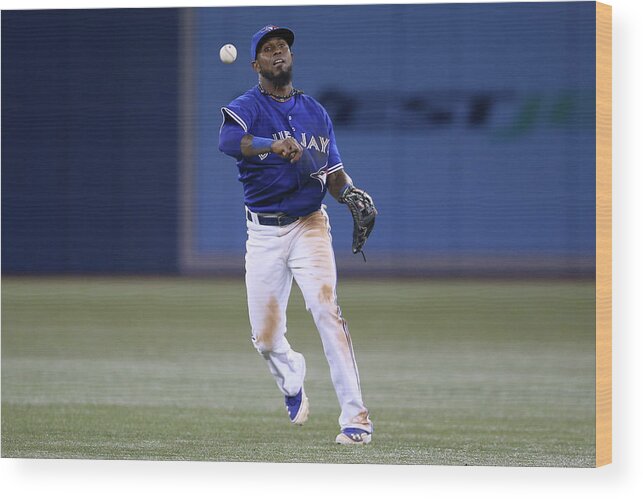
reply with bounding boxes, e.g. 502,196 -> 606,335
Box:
218,85 -> 344,216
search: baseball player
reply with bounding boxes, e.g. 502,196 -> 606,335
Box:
218,26 -> 377,445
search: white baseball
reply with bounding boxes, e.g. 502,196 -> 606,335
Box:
219,44 -> 237,64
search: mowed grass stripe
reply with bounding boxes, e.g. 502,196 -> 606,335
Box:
2,277 -> 595,466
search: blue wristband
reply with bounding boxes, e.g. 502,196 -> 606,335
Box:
251,136 -> 274,150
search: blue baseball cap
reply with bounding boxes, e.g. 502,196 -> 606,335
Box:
250,25 -> 295,61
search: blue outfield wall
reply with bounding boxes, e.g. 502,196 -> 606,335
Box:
2,9 -> 180,273
191,2 -> 596,276
2,4 -> 596,275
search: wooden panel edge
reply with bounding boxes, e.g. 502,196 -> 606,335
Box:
595,0 -> 612,468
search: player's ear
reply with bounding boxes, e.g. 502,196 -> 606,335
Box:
251,60 -> 259,74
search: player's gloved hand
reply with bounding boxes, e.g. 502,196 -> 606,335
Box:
271,137 -> 303,163
339,185 -> 377,258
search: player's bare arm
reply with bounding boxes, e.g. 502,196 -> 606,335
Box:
327,169 -> 353,201
240,134 -> 303,163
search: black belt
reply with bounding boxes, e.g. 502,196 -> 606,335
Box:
246,210 -> 299,227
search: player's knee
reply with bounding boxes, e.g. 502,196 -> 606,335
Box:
252,334 -> 273,354
251,297 -> 284,353
309,302 -> 342,327
251,326 -> 286,354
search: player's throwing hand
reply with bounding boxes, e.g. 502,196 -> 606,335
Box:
271,137 -> 303,163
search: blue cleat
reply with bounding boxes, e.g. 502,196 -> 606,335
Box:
285,387 -> 309,425
335,427 -> 372,445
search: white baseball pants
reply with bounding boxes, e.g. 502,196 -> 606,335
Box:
245,206 -> 372,432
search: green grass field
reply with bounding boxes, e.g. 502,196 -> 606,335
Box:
1,277 -> 595,466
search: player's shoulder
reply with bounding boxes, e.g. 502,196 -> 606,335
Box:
297,93 -> 330,116
298,92 -> 323,107
225,86 -> 262,110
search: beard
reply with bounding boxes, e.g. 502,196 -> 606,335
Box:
260,64 -> 293,88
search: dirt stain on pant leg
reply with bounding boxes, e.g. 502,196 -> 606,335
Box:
351,410 -> 370,426
318,283 -> 334,304
316,286 -> 350,356
302,211 -> 327,238
335,316 -> 352,355
258,296 -> 280,351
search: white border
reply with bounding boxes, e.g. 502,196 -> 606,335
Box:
1,0 -> 641,498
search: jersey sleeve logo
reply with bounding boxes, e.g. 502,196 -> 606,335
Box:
258,153 -> 269,160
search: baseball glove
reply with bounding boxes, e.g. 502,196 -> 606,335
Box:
339,185 -> 377,259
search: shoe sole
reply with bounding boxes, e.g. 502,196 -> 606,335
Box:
291,391 -> 309,425
335,432 -> 372,445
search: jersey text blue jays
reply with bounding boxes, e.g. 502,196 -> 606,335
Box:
218,86 -> 344,216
